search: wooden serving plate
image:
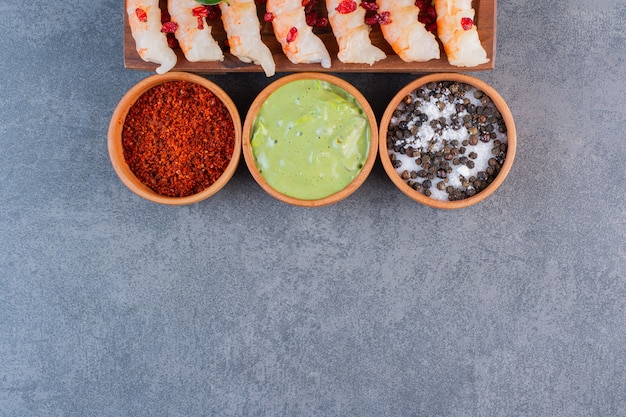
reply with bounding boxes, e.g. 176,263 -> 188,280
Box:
124,0 -> 496,74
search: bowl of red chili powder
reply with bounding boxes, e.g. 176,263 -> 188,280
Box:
108,72 -> 241,205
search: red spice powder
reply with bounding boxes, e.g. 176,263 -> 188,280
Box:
122,80 -> 235,198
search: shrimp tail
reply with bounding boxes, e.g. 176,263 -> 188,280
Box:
377,0 -> 440,63
434,0 -> 489,67
220,0 -> 276,76
326,0 -> 386,65
126,0 -> 177,74
266,0 -> 332,68
168,0 -> 224,62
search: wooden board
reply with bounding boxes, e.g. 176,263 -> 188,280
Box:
124,0 -> 496,74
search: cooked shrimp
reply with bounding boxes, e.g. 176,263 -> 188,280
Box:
326,0 -> 386,65
376,0 -> 440,62
434,0 -> 489,67
219,0 -> 276,77
126,0 -> 177,74
167,0 -> 224,62
266,0 -> 331,68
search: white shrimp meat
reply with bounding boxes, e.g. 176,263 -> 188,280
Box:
266,0 -> 332,68
219,0 -> 276,76
377,0 -> 440,62
126,0 -> 177,74
326,0 -> 386,65
434,0 -> 489,67
168,0 -> 224,62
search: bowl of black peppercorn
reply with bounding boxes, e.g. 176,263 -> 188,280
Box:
379,73 -> 516,209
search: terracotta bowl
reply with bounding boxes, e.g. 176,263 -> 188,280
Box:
108,72 -> 241,206
379,73 -> 516,209
242,73 -> 378,207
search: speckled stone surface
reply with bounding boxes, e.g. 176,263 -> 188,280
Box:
1,1 -> 624,416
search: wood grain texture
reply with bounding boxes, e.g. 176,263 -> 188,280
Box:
124,0 -> 496,74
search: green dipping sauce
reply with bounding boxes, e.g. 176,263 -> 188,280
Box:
251,79 -> 371,200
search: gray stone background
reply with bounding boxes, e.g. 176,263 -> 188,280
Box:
1,0 -> 624,416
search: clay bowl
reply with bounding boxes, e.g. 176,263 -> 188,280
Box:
379,73 -> 516,209
242,73 -> 378,207
108,72 -> 241,206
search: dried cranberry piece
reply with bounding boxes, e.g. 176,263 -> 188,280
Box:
378,11 -> 392,25
315,17 -> 329,28
461,17 -> 474,30
161,21 -> 178,33
286,27 -> 298,43
360,1 -> 378,11
264,12 -> 275,22
304,0 -> 326,27
192,5 -> 220,21
336,0 -> 357,14
365,11 -> 393,26
192,6 -> 209,17
135,8 -> 148,23
305,11 -> 328,28
306,11 -> 319,26
365,15 -> 378,25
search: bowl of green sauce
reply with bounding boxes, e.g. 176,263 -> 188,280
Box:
242,73 -> 378,207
